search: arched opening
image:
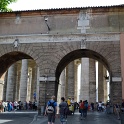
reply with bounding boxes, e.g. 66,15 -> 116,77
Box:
56,49 -> 110,79
55,49 -> 111,104
0,51 -> 38,111
0,51 -> 33,77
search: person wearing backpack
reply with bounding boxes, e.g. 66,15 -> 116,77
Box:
45,96 -> 57,124
59,97 -> 68,124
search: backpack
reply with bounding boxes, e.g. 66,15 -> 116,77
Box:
84,102 -> 88,109
62,106 -> 69,115
47,101 -> 55,114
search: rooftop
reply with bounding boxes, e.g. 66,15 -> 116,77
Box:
1,4 -> 124,13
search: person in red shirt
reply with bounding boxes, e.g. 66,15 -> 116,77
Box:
79,100 -> 84,120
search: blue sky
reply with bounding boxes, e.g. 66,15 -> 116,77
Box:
8,0 -> 124,11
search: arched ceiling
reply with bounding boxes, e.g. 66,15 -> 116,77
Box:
0,51 -> 33,77
56,49 -> 110,81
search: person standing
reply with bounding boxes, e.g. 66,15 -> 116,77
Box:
79,100 -> 84,120
45,96 -> 57,124
83,100 -> 88,118
114,103 -> 120,120
59,97 -> 68,124
91,102 -> 94,111
14,101 -> 18,110
98,101 -> 102,112
67,98 -> 71,106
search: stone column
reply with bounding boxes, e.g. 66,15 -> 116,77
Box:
0,81 -> 4,100
98,62 -> 104,102
57,83 -> 61,104
57,69 -> 66,103
27,67 -> 32,102
80,58 -> 89,102
65,67 -> 68,100
30,66 -> 37,102
15,69 -> 21,101
74,59 -> 80,102
66,61 -> 75,99
36,67 -> 40,105
19,59 -> 28,102
103,67 -> 107,103
3,72 -> 8,101
14,62 -> 21,101
89,59 -> 96,103
0,73 -> 6,100
60,69 -> 66,98
6,64 -> 16,101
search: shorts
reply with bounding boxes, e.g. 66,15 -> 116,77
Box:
48,113 -> 55,123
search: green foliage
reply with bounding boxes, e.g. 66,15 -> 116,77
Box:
0,0 -> 17,12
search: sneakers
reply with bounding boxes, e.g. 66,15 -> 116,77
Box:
80,117 -> 83,120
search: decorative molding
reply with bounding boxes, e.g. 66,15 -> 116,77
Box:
0,33 -> 120,44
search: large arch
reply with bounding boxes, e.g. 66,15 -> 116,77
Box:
0,51 -> 33,77
55,49 -> 112,101
56,49 -> 111,81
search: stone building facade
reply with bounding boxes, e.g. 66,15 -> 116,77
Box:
0,5 -> 124,107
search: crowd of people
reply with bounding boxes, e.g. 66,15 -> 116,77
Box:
44,96 -> 124,124
0,100 -> 38,112
0,97 -> 124,124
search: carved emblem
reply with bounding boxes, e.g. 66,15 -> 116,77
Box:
13,39 -> 19,48
81,38 -> 87,49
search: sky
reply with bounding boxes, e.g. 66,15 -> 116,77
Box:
8,0 -> 124,11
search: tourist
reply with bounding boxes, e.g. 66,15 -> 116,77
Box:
45,95 -> 57,124
59,97 -> 68,124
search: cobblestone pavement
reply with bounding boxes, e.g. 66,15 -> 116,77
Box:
30,111 -> 121,124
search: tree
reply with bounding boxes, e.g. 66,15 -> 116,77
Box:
0,0 -> 17,12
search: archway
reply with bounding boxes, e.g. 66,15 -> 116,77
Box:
0,51 -> 37,108
55,49 -> 111,103
56,49 -> 111,80
0,51 -> 33,77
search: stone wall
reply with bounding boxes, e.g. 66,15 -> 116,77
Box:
0,6 -> 122,105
